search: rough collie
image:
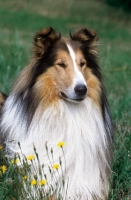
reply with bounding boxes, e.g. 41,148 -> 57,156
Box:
0,27 -> 112,200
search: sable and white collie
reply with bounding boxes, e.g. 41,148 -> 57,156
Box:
0,27 -> 112,200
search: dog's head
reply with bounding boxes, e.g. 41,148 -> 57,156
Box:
13,27 -> 102,107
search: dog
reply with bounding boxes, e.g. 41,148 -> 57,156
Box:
0,27 -> 112,200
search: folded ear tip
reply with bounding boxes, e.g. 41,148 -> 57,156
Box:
81,28 -> 98,39
34,27 -> 54,41
33,27 -> 61,58
70,28 -> 98,42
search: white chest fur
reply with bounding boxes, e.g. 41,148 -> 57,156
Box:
2,97 -> 110,199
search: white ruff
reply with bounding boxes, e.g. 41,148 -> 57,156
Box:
2,97 -> 110,200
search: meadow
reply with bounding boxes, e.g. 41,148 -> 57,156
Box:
0,0 -> 131,199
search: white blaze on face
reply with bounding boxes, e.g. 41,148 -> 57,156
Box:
67,44 -> 87,87
63,44 -> 87,102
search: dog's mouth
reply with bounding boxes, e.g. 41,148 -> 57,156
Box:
60,92 -> 84,102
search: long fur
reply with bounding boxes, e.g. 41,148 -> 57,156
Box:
0,27 -> 112,200
0,92 -> 7,110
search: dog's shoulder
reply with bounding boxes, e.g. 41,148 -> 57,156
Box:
0,92 -> 7,110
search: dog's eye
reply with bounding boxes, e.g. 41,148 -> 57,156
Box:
58,63 -> 66,68
80,61 -> 86,68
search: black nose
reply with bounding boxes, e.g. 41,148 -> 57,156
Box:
74,84 -> 87,97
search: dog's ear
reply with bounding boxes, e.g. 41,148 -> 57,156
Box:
70,28 -> 98,55
33,27 -> 61,58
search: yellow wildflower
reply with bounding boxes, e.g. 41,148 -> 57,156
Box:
52,163 -> 60,170
11,158 -> 19,164
57,141 -> 65,148
39,179 -> 47,186
23,175 -> 28,180
27,155 -> 35,161
1,165 -> 7,173
31,179 -> 37,186
0,145 -> 3,149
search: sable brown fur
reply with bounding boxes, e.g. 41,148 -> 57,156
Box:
33,27 -> 61,58
0,92 -> 7,110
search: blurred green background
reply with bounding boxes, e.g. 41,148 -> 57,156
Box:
0,0 -> 131,199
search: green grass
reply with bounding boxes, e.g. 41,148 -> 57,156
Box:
0,0 -> 131,199
0,143 -> 68,200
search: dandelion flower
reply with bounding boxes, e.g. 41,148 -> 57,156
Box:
23,175 -> 28,180
39,179 -> 47,186
27,155 -> 35,161
1,165 -> 7,173
0,145 -> 2,149
57,141 -> 65,148
52,163 -> 60,170
11,158 -> 19,164
31,179 -> 37,186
